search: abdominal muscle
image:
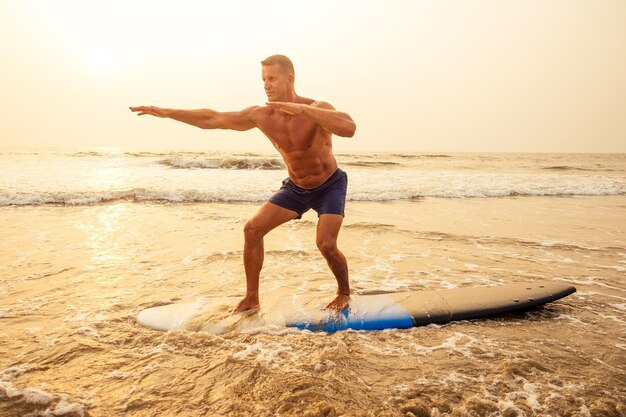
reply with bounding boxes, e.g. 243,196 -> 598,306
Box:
281,147 -> 338,189
256,107 -> 338,189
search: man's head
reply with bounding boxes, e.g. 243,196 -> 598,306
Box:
261,54 -> 294,77
261,54 -> 295,102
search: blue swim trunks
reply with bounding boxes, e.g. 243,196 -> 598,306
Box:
269,168 -> 348,219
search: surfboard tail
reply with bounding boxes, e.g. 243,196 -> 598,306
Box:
286,282 -> 577,333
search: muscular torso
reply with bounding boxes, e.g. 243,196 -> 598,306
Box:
252,98 -> 338,189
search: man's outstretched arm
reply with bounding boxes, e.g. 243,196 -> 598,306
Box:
129,106 -> 258,131
266,101 -> 356,137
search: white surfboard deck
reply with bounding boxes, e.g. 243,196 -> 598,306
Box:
137,281 -> 576,334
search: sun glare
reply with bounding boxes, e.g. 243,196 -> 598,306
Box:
87,48 -> 118,74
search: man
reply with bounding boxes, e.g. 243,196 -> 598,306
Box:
130,54 -> 356,312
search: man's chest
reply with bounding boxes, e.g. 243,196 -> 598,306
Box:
257,114 -> 320,151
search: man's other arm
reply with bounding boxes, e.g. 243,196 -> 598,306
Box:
266,101 -> 356,137
129,106 -> 258,131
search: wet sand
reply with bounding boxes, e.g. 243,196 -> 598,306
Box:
1,196 -> 625,416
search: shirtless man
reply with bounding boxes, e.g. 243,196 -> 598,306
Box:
130,54 -> 356,312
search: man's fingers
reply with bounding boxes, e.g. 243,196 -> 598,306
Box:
129,106 -> 157,116
266,101 -> 288,108
266,102 -> 300,115
131,108 -> 148,116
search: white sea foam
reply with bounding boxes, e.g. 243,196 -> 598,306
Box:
0,380 -> 21,398
1,365 -> 26,381
73,326 -> 100,338
555,314 -> 587,326
1,151 -> 624,206
0,381 -> 86,417
513,376 -> 544,412
229,341 -> 298,368
158,156 -> 285,170
412,332 -> 482,358
593,357 -> 624,372
107,370 -> 131,380
49,399 -> 86,417
598,314 -> 626,326
22,387 -> 55,405
555,276 -> 625,291
313,360 -> 337,373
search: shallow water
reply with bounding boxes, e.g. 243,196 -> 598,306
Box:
1,195 -> 625,416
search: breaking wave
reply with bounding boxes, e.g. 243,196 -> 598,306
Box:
158,157 -> 285,170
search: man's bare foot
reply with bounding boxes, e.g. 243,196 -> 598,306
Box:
233,296 -> 260,313
325,293 -> 351,312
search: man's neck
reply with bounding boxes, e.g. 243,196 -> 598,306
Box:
280,91 -> 298,103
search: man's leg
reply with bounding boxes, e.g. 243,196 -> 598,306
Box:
233,202 -> 298,312
316,214 -> 350,311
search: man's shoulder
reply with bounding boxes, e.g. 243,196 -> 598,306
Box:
242,105 -> 270,119
242,105 -> 263,113
309,100 -> 335,110
296,96 -> 332,109
297,96 -> 315,105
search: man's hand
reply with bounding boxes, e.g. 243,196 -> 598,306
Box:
129,106 -> 166,117
266,101 -> 304,115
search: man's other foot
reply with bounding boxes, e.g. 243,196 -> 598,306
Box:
233,296 -> 260,313
325,294 -> 350,312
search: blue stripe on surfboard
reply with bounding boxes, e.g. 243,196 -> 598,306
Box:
288,305 -> 414,332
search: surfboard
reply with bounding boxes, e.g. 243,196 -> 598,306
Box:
137,281 -> 576,334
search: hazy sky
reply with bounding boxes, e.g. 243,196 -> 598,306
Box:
1,0 -> 624,153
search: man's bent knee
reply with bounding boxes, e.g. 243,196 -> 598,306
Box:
244,220 -> 266,242
317,238 -> 339,259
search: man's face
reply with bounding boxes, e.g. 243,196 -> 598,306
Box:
262,64 -> 292,102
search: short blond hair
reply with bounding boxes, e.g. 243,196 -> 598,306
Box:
261,54 -> 295,76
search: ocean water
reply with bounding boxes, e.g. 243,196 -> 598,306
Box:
1,150 -> 624,206
1,150 -> 625,416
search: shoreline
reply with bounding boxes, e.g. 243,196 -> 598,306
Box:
1,195 -> 625,416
